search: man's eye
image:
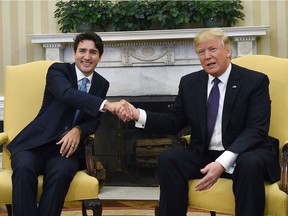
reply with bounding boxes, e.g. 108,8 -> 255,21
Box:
210,47 -> 217,52
197,50 -> 204,55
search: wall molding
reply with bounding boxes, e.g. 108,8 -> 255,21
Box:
0,96 -> 3,121
30,26 -> 269,44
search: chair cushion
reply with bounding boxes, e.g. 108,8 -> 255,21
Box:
188,178 -> 234,213
0,170 -> 99,204
188,179 -> 288,215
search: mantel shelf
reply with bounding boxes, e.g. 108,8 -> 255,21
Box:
30,26 -> 269,44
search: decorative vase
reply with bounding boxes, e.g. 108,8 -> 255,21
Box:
76,23 -> 94,32
203,17 -> 226,28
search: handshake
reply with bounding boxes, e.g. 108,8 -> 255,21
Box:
104,99 -> 139,122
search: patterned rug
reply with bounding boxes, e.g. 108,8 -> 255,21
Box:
0,207 -> 231,216
60,207 -> 231,216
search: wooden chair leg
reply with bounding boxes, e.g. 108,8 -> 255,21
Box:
6,204 -> 12,216
82,199 -> 102,216
210,211 -> 216,216
154,201 -> 159,216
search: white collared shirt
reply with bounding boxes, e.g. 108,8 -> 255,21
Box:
75,66 -> 92,92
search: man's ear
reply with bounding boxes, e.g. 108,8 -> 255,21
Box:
226,47 -> 232,58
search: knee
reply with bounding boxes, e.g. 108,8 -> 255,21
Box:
49,162 -> 78,181
11,160 -> 40,186
235,152 -> 265,176
12,158 -> 37,175
158,149 -> 177,167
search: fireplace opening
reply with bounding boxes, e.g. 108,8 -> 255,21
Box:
94,96 -> 189,187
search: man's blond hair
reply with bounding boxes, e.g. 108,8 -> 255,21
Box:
193,28 -> 231,49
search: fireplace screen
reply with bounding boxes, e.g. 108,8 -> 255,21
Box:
94,96 -> 188,186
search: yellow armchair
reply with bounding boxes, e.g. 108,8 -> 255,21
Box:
180,55 -> 288,216
0,61 -> 105,216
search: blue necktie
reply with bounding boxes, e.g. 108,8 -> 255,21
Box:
207,77 -> 220,142
73,78 -> 89,125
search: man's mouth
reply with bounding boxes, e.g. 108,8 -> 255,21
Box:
82,61 -> 91,66
207,62 -> 216,67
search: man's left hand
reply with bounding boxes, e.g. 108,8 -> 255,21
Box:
56,127 -> 81,158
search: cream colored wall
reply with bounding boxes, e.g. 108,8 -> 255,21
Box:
0,0 -> 288,96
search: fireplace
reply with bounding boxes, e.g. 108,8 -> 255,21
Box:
94,95 -> 188,186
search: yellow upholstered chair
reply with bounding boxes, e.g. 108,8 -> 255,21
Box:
0,61 -> 105,216
181,55 -> 288,216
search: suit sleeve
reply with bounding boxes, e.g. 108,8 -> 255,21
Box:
144,78 -> 189,134
46,63 -> 106,117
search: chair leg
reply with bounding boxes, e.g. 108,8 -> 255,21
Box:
6,204 -> 12,216
82,199 -> 102,216
154,201 -> 159,216
210,211 -> 216,216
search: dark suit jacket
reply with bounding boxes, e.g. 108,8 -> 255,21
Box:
143,63 -> 280,183
7,62 -> 109,160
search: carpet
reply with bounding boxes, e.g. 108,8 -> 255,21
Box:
0,205 -> 232,216
60,207 -> 231,216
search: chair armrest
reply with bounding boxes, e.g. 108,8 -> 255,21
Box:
280,142 -> 288,194
85,134 -> 106,189
179,135 -> 191,147
0,132 -> 8,146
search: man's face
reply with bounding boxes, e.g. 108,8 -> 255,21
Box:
196,37 -> 231,77
75,40 -> 101,76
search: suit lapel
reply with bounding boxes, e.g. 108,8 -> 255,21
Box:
70,63 -> 78,90
222,65 -> 242,135
89,71 -> 100,94
196,72 -> 209,144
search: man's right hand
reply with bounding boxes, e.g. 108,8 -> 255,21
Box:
104,100 -> 139,122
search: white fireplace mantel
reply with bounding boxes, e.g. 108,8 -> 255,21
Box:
0,26 -> 269,121
28,26 -> 269,98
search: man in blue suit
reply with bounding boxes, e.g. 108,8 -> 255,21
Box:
116,28 -> 280,216
7,32 -> 128,216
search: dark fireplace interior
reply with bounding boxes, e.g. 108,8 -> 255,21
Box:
94,96 -> 189,187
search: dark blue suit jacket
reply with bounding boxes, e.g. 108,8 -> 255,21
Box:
144,63 -> 280,183
7,62 -> 109,160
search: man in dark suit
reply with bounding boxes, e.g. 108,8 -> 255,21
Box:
116,28 -> 280,216
7,32 -> 129,216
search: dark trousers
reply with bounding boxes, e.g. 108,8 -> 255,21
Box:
157,147 -> 267,216
11,142 -> 79,216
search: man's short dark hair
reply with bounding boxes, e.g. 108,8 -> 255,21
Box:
74,32 -> 104,57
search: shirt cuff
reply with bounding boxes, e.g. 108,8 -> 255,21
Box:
99,100 -> 107,112
216,150 -> 238,174
135,108 -> 146,128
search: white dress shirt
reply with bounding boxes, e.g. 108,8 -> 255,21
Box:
135,63 -> 238,174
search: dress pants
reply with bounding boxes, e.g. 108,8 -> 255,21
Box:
157,147 -> 267,216
11,141 -> 79,216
